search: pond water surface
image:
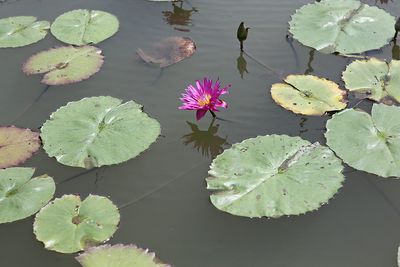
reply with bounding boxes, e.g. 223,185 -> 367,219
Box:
1,0 -> 400,266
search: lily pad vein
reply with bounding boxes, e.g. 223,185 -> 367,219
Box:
370,117 -> 400,170
285,81 -> 338,109
80,11 -> 91,44
222,143 -> 319,209
71,104 -> 121,163
332,3 -> 365,52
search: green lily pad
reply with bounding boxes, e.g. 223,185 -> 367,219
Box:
0,167 -> 55,223
0,16 -> 50,48
22,46 -> 104,85
289,0 -> 395,54
271,75 -> 347,116
206,135 -> 344,218
76,244 -> 171,267
51,9 -> 119,45
34,194 -> 120,254
41,96 -> 161,168
326,103 -> 400,178
398,246 -> 400,267
342,58 -> 400,103
0,126 -> 40,168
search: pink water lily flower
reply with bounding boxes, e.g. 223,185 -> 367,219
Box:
179,78 -> 230,120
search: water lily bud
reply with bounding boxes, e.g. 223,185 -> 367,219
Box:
237,22 -> 250,51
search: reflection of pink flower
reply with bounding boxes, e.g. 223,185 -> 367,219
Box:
179,78 -> 230,120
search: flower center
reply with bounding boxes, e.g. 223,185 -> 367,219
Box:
198,94 -> 211,107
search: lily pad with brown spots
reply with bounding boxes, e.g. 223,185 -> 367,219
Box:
0,126 -> 40,168
206,134 -> 345,218
22,46 -> 104,85
137,36 -> 196,68
271,75 -> 347,116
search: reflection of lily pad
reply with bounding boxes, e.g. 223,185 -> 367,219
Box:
326,103 -> 400,178
137,36 -> 196,68
76,244 -> 171,267
289,0 -> 395,54
0,126 -> 40,168
51,9 -> 119,45
41,96 -> 161,168
34,194 -> 120,254
0,168 -> 55,223
22,46 -> 104,85
271,75 -> 347,115
342,58 -> 400,103
206,135 -> 344,218
0,16 -> 49,48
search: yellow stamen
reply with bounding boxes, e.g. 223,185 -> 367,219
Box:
198,94 -> 211,107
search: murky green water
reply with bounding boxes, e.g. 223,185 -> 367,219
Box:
1,0 -> 400,266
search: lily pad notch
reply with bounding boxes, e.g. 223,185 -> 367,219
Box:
289,0 -> 395,54
342,58 -> 400,104
34,194 -> 120,253
326,103 -> 400,178
271,75 -> 347,116
22,46 -> 104,85
40,96 -> 161,168
0,167 -> 55,224
206,134 -> 344,218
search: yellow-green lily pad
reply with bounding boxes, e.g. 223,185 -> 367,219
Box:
271,75 -> 347,116
22,46 -> 104,85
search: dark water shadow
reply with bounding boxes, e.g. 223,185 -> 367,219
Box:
118,160 -> 208,210
304,49 -> 315,75
13,85 -> 50,123
392,42 -> 400,60
375,0 -> 392,4
298,116 -> 308,137
182,118 -> 229,159
162,0 -> 198,32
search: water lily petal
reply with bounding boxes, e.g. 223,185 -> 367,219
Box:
196,109 -> 208,120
